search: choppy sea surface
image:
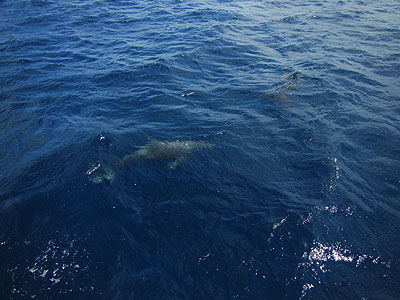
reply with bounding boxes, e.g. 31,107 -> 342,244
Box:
1,0 -> 400,299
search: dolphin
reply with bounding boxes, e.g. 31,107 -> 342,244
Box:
263,71 -> 302,103
88,139 -> 213,184
282,71 -> 302,90
262,91 -> 290,104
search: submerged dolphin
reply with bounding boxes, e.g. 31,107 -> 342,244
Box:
88,139 -> 213,184
263,71 -> 302,103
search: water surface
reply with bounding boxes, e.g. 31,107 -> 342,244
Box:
0,0 -> 399,299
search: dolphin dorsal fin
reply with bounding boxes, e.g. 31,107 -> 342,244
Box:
147,138 -> 160,146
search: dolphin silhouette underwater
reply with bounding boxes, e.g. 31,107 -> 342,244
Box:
87,139 -> 213,184
262,71 -> 302,103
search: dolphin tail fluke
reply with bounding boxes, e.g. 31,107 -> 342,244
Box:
87,163 -> 115,184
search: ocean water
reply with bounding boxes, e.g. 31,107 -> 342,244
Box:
0,0 -> 399,299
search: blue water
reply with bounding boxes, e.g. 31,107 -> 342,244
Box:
1,0 -> 400,299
